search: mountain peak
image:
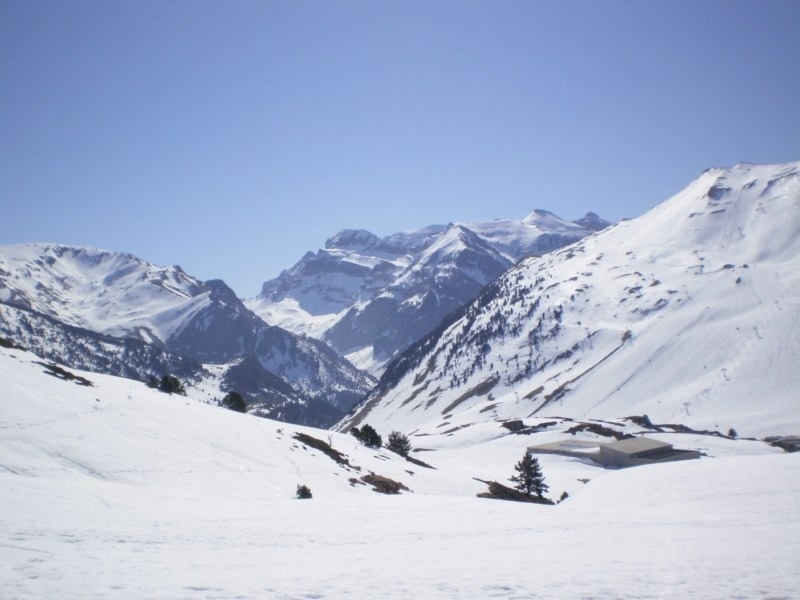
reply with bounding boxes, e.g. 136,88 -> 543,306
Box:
340,160 -> 800,436
0,242 -> 376,427
423,222 -> 505,262
521,209 -> 588,234
573,212 -> 611,231
250,209 -> 598,375
325,229 -> 379,251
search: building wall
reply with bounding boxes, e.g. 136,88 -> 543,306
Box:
528,439 -> 701,469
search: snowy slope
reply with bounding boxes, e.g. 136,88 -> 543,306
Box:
0,302 -> 208,383
0,244 -> 204,343
341,162 -> 800,438
1,345 -> 797,598
0,244 -> 375,425
248,211 -> 606,374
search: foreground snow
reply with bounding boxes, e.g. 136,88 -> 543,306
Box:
1,348 -> 797,598
6,458 -> 798,600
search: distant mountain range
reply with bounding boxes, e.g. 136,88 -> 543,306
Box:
0,244 -> 373,427
0,210 -> 605,426
246,211 -> 609,374
4,162 -> 796,436
2,163 -> 797,600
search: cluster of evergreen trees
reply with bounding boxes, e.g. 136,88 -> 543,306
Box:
351,424 -> 412,457
147,374 -> 186,396
146,373 -> 249,415
351,424 -> 383,448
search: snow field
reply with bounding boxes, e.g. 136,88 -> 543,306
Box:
1,348 -> 798,598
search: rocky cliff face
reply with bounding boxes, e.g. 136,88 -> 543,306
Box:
248,211 -> 607,374
0,244 -> 374,426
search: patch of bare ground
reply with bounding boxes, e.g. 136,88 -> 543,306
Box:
360,473 -> 410,494
292,432 -> 355,468
474,479 -> 554,505
442,375 -> 500,414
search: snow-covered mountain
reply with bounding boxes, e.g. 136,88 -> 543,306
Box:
247,211 -> 608,374
2,166 -> 798,597
1,340 -> 797,598
0,302 -> 348,426
0,244 -> 374,425
0,302 -> 207,383
340,162 -> 800,438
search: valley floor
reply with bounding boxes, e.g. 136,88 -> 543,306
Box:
1,349 -> 798,599
2,453 -> 799,599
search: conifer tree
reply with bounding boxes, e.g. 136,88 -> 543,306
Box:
387,431 -> 412,456
221,391 -> 247,413
158,374 -> 186,396
509,452 -> 549,498
351,424 -> 383,448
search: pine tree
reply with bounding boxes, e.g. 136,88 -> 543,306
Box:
509,452 -> 549,498
351,424 -> 383,448
158,374 -> 186,396
387,431 -> 412,456
221,391 -> 247,413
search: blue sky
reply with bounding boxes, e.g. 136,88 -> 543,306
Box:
2,0 -> 798,297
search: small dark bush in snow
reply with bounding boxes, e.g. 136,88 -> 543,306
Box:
387,431 -> 412,456
220,391 -> 247,413
158,375 -> 186,396
296,484 -> 312,499
352,424 -> 382,448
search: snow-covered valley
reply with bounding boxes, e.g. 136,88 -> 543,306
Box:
1,347 -> 797,598
1,161 -> 799,598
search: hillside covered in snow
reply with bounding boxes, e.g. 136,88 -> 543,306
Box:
341,162 -> 800,439
247,211 -> 607,374
0,244 -> 374,426
1,344 -> 797,598
1,161 -> 799,598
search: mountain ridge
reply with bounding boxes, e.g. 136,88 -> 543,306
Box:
0,243 -> 375,426
338,161 -> 800,438
247,210 -> 609,374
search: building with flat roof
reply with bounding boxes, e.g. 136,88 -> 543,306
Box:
528,436 -> 700,469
